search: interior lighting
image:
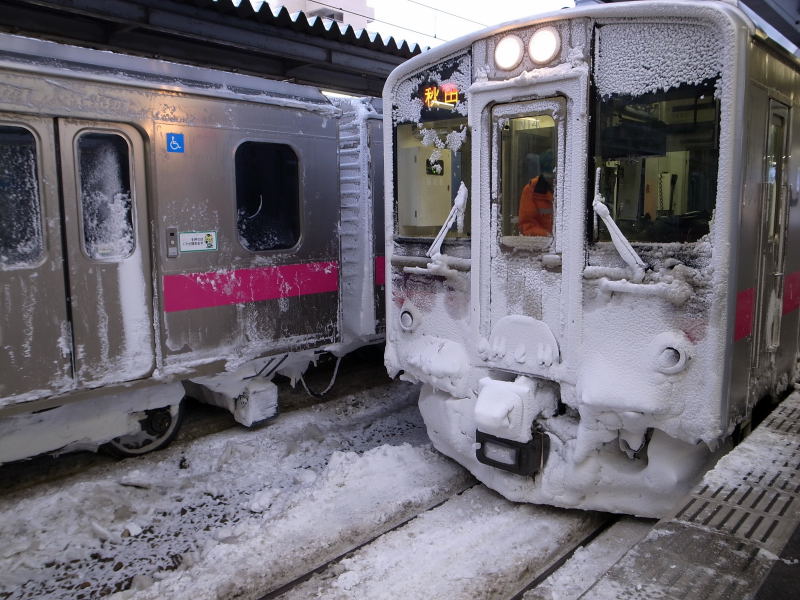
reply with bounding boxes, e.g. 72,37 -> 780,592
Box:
494,35 -> 524,71
529,27 -> 560,65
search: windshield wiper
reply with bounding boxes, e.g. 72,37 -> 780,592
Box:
426,181 -> 468,258
591,168 -> 646,282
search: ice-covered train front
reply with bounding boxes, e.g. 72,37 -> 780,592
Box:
383,1 -> 755,517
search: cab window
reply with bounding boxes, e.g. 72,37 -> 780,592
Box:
593,79 -> 719,243
395,118 -> 470,239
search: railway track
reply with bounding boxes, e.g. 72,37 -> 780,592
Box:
262,488 -> 651,600
0,357 -> 652,600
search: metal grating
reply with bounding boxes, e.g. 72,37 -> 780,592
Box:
671,394 -> 800,554
763,403 -> 800,435
674,485 -> 796,553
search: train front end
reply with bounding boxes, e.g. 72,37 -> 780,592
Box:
384,1 -> 748,517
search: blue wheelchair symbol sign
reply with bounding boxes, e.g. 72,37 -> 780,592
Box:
167,133 -> 184,153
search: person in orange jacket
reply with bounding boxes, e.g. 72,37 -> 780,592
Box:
518,174 -> 553,236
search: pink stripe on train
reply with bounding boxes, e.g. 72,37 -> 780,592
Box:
734,287 -> 755,342
163,261 -> 339,312
784,270 -> 800,315
375,255 -> 385,286
733,269 -> 800,341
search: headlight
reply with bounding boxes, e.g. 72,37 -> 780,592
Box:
494,35 -> 524,71
529,27 -> 560,65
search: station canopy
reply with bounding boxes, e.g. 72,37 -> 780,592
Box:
0,0 -> 424,96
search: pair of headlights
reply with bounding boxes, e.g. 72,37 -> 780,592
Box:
494,28 -> 561,71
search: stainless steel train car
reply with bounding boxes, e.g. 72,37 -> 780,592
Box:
383,0 -> 800,517
0,33 -> 384,463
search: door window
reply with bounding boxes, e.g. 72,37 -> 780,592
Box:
77,132 -> 135,260
765,112 -> 786,243
0,125 -> 43,268
762,103 -> 790,353
499,114 -> 557,239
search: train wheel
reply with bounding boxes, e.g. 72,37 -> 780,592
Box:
103,402 -> 184,458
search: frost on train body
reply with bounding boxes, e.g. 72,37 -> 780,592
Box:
0,34 -> 385,463
383,0 -> 800,517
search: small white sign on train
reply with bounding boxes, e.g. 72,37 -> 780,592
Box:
179,231 -> 218,252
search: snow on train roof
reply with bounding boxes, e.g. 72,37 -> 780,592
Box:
0,32 -> 337,114
383,0 -> 757,93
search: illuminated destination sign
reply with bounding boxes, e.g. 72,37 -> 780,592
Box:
422,84 -> 459,109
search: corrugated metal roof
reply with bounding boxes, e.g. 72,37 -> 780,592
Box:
178,0 -> 425,57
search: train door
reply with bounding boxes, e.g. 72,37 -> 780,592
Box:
753,101 -> 790,376
0,114 -> 71,398
57,120 -> 155,387
487,99 -> 566,366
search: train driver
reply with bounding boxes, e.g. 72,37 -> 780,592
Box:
518,150 -> 554,237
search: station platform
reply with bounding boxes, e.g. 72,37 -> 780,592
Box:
582,389 -> 800,598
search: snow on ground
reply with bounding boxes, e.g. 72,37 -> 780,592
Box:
524,518 -> 653,600
278,486 -> 607,600
0,380 -> 473,600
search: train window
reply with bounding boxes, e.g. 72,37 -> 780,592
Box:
593,79 -> 720,243
235,142 -> 299,251
765,112 -> 786,242
77,132 -> 135,260
0,125 -> 43,268
395,118 -> 470,239
498,114 -> 557,242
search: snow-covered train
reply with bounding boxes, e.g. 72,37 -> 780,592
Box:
0,33 -> 384,463
383,0 -> 800,517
